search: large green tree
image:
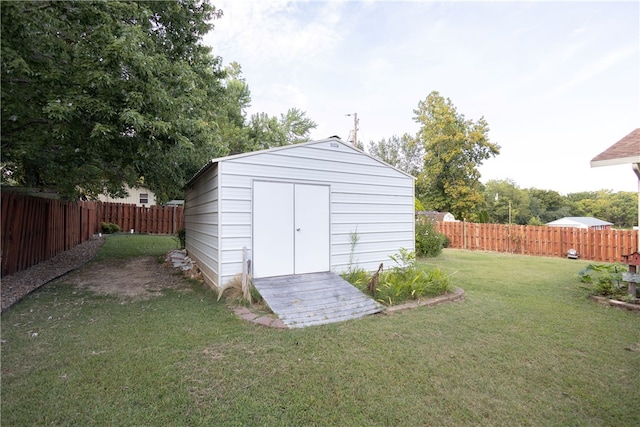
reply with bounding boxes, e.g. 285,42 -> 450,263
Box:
483,179 -> 531,225
1,0 -> 227,202
414,91 -> 500,221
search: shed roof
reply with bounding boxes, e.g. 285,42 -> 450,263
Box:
590,128 -> 640,167
185,137 -> 414,188
546,217 -> 613,227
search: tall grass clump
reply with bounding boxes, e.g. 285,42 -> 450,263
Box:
375,248 -> 452,305
343,248 -> 453,306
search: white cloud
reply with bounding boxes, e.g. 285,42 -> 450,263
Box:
206,0 -> 347,66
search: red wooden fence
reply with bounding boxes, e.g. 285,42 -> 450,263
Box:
436,221 -> 638,263
1,193 -> 184,277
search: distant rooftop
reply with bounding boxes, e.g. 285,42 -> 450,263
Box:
546,217 -> 613,227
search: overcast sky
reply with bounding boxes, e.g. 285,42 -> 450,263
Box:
202,0 -> 639,194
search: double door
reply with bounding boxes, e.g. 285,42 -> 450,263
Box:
253,182 -> 330,278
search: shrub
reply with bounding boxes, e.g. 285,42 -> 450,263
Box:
578,263 -> 626,298
100,222 -> 120,234
415,219 -> 446,257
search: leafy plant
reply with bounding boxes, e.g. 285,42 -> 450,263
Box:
175,227 -> 186,249
415,218 -> 446,257
341,266 -> 370,287
344,249 -> 453,305
100,222 -> 120,234
348,227 -> 360,269
578,263 -> 625,297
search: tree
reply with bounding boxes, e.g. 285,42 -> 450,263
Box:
524,188 -> 571,223
217,63 -> 317,155
245,108 -> 317,153
483,179 -> 530,225
367,133 -> 423,176
567,190 -> 638,228
1,0 -> 227,202
414,91 -> 500,221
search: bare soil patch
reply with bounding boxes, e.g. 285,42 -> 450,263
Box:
62,257 -> 193,301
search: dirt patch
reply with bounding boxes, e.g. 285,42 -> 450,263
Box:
61,257 -> 193,301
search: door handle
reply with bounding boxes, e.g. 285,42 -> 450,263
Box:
296,228 -> 301,231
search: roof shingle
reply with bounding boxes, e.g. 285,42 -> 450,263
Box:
591,128 -> 640,167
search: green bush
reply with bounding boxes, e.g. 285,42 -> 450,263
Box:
578,263 -> 626,298
415,219 -> 446,257
100,222 -> 121,234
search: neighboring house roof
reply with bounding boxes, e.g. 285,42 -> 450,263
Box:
185,137 -> 414,188
546,217 -> 613,228
416,211 -> 454,221
590,128 -> 640,167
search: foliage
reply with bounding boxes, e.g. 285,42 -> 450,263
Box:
341,248 -> 452,305
415,218 -> 446,257
375,249 -> 452,305
100,222 -> 121,234
175,227 -> 186,250
245,108 -> 317,153
1,1 -> 229,202
367,133 -> 424,176
484,179 -> 531,224
413,91 -> 500,222
578,263 -> 626,297
347,227 -> 360,269
480,181 -> 638,228
341,266 -> 370,288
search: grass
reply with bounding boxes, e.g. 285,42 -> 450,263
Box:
92,233 -> 179,262
2,240 -> 639,426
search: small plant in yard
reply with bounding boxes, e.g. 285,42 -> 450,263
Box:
341,227 -> 370,286
341,266 -> 370,287
578,263 -> 626,298
343,248 -> 453,306
175,227 -> 186,249
415,218 -> 447,257
100,222 -> 120,234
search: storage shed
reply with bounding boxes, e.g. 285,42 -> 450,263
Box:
184,137 -> 415,291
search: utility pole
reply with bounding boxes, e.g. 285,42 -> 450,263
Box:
346,113 -> 358,147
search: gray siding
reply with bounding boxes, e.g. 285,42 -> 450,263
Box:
184,164 -> 220,288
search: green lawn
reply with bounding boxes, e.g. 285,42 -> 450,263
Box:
2,238 -> 639,426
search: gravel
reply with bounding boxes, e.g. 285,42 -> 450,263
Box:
1,237 -> 105,313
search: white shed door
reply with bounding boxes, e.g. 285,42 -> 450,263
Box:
295,184 -> 330,274
253,182 -> 329,278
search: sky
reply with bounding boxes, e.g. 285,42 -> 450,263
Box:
202,0 -> 640,195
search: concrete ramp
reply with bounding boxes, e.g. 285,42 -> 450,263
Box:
252,272 -> 383,328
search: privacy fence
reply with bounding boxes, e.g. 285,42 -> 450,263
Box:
436,221 -> 638,264
1,192 -> 184,277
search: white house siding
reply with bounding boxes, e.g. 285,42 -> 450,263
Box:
185,139 -> 415,290
98,185 -> 157,206
184,165 -> 220,288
